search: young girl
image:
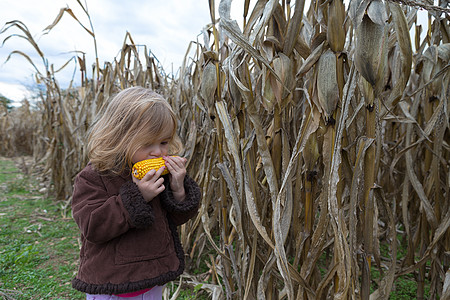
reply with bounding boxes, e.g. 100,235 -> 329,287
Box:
71,87 -> 201,299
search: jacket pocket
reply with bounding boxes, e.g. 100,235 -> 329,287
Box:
114,218 -> 172,265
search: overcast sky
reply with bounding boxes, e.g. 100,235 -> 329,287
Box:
0,0 -> 247,104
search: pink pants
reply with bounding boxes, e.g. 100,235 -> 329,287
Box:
86,285 -> 164,300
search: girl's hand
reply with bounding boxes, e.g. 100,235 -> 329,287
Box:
163,156 -> 187,201
132,167 -> 166,202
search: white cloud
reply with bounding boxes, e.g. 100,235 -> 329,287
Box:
0,81 -> 33,104
0,0 -> 219,101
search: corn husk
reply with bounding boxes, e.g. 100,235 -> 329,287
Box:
354,0 -> 388,91
317,49 -> 340,121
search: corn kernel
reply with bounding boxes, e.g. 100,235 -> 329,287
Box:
132,157 -> 169,179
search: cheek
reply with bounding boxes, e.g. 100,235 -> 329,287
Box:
131,149 -> 147,164
131,153 -> 140,164
162,146 -> 169,155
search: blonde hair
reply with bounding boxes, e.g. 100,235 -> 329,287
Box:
87,87 -> 183,174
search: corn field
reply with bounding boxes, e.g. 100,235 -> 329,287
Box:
1,0 -> 449,299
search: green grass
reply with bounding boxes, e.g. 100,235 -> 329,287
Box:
0,157 -> 84,299
165,282 -> 209,300
373,241 -> 431,299
390,274 -> 430,300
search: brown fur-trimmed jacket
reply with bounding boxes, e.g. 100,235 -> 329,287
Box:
71,163 -> 201,295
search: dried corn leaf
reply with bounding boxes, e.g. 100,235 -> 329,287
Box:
243,142 -> 275,249
272,53 -> 295,103
1,21 -> 44,58
248,0 -> 278,44
348,0 -> 370,28
296,41 -> 326,76
218,0 -> 281,82
216,100 -> 243,205
283,0 -> 306,56
443,270 -> 450,300
44,7 -> 94,37
327,0 -> 346,53
3,50 -> 42,74
262,67 -> 276,112
387,2 -> 412,106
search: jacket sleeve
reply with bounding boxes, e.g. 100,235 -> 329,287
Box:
71,166 -> 154,244
159,174 -> 201,226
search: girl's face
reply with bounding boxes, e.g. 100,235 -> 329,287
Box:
131,134 -> 172,164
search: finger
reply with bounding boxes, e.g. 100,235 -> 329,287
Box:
164,156 -> 186,169
156,183 -> 165,194
132,175 -> 140,184
155,177 -> 165,187
174,156 -> 187,166
164,160 -> 181,174
164,156 -> 184,163
155,166 -> 166,177
141,169 -> 156,181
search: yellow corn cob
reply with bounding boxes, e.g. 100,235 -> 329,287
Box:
132,157 -> 169,179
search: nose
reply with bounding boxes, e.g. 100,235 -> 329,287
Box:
149,145 -> 163,158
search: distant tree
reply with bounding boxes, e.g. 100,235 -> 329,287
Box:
0,94 -> 13,111
23,78 -> 46,108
